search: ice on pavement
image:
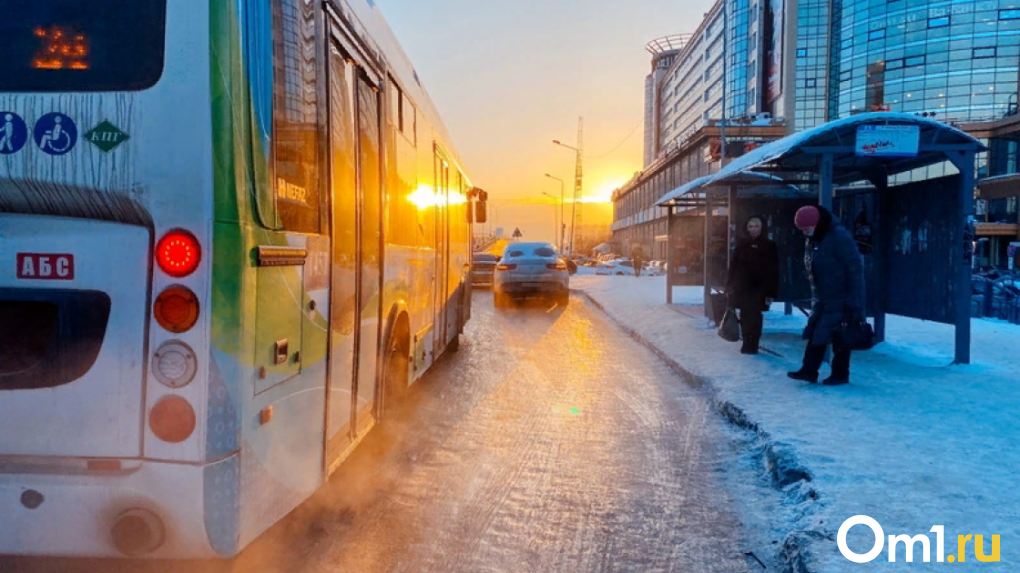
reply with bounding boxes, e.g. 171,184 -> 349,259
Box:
573,274 -> 1020,571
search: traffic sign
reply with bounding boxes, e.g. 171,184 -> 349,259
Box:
512,227 -> 523,238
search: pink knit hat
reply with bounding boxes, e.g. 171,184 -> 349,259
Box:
795,206 -> 821,229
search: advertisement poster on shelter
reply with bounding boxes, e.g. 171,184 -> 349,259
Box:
855,125 -> 920,157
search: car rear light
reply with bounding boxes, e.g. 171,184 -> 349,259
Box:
497,264 -> 517,271
153,285 -> 199,333
149,396 -> 196,443
152,341 -> 198,388
155,230 -> 201,278
547,262 -> 567,271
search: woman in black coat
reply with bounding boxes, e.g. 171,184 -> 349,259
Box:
787,205 -> 865,385
726,216 -> 780,354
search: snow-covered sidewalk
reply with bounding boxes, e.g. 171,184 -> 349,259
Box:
572,275 -> 1020,572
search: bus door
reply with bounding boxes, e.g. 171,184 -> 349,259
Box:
323,24 -> 383,473
354,59 -> 384,439
433,155 -> 450,352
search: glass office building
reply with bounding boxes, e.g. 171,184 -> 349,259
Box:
830,0 -> 1020,122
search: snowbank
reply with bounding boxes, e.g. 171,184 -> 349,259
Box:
572,274 -> 1020,572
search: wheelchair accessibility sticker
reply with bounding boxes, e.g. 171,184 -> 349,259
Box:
34,113 -> 77,156
0,112 -> 28,155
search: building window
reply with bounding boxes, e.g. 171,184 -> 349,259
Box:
973,47 -> 997,59
841,38 -> 853,49
806,78 -> 817,87
705,69 -> 712,82
797,48 -> 808,57
886,59 -> 904,70
868,28 -> 886,40
905,55 -> 925,67
840,69 -> 852,81
928,16 -> 950,28
705,89 -> 712,102
1000,9 -> 1020,19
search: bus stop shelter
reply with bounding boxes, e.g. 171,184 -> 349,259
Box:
658,173 -> 815,314
656,113 -> 986,364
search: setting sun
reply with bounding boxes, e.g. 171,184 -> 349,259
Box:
583,176 -> 630,203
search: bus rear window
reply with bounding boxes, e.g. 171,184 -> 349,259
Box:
0,0 -> 167,92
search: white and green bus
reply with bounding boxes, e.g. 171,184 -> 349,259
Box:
0,0 -> 485,558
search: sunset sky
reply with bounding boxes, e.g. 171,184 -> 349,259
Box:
380,0 -> 710,244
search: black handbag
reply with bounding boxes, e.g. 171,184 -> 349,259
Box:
833,317 -> 877,351
717,309 -> 741,342
709,292 -> 729,325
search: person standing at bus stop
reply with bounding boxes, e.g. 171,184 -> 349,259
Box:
787,205 -> 865,385
725,215 -> 779,354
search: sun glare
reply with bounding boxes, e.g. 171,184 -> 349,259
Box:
407,184 -> 468,209
583,177 -> 629,203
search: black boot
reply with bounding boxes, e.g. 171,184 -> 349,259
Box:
824,349 -> 851,385
822,375 -> 849,386
787,369 -> 818,383
740,336 -> 760,355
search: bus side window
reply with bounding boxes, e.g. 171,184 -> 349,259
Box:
271,0 -> 322,234
388,76 -> 402,132
403,94 -> 416,146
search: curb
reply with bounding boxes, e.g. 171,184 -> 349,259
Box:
575,289 -> 825,573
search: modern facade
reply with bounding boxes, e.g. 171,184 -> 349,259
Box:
643,35 -> 694,166
621,0 -> 792,257
963,114 -> 1020,267
642,2 -> 752,167
829,0 -> 1020,122
616,0 -> 1020,262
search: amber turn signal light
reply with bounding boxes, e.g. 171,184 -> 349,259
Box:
154,286 -> 199,333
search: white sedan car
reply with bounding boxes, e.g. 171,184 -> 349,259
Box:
494,242 -> 570,307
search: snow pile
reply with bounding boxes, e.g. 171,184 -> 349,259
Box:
572,274 -> 1020,571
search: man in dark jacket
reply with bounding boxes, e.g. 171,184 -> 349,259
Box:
726,215 -> 780,354
631,244 -> 645,277
787,205 -> 865,385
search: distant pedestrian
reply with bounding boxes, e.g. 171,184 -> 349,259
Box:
631,244 -> 645,277
725,216 -> 779,354
787,205 -> 865,386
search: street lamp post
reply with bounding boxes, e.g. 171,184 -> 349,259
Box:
541,192 -> 559,247
553,118 -> 583,256
544,173 -> 565,249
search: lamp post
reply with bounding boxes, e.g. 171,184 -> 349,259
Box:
541,192 -> 559,248
553,119 -> 583,256
544,173 -> 565,249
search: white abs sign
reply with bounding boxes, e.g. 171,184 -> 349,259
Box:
16,253 -> 75,280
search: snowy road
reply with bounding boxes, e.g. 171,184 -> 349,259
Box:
3,292 -> 756,573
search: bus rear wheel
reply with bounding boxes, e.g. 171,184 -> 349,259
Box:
382,330 -> 410,421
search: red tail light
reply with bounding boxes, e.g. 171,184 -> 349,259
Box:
497,264 -> 517,271
156,230 -> 201,278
